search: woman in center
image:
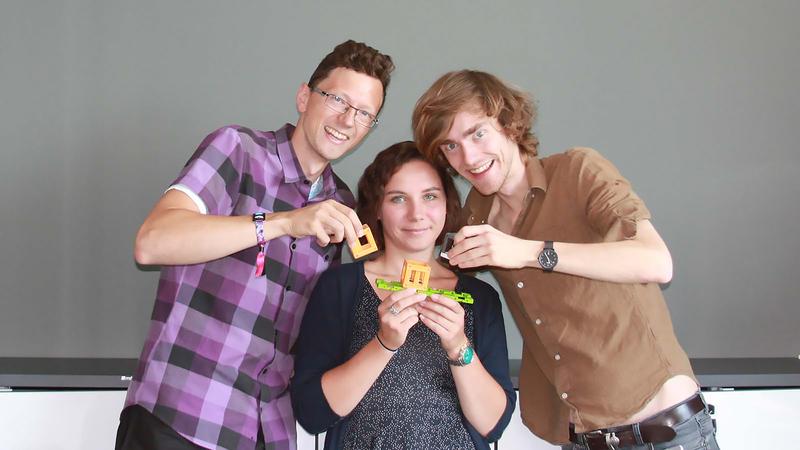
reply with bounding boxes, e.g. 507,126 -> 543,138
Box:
291,141 -> 515,449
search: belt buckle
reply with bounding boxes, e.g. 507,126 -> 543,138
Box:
585,430 -> 620,450
604,432 -> 620,450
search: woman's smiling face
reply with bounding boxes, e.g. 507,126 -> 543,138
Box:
379,159 -> 448,255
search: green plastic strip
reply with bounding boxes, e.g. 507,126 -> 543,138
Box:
375,279 -> 474,304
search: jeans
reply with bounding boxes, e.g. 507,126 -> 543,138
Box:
562,399 -> 720,450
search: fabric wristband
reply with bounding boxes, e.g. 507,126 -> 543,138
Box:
252,212 -> 266,276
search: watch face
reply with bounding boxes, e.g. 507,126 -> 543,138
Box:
538,248 -> 558,270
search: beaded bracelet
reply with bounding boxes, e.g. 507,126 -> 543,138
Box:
252,212 -> 266,276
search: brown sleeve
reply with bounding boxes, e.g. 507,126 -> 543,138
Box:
569,148 -> 652,241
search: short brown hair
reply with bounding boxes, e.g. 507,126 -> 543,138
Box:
357,141 -> 462,252
308,40 -> 395,108
412,70 -> 539,170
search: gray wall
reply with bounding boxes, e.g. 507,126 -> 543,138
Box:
2,1 -> 798,359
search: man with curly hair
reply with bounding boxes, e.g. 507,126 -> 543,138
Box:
413,70 -> 719,450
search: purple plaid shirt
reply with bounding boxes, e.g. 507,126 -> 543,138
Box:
125,124 -> 354,450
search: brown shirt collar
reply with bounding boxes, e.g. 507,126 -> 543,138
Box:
525,154 -> 549,193
465,156 -> 548,225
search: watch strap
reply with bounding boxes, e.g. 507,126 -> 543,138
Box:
252,213 -> 267,276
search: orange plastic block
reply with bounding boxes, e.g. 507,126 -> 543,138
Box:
350,225 -> 378,259
400,259 -> 431,291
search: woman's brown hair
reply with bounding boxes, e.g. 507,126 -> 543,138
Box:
356,141 -> 461,251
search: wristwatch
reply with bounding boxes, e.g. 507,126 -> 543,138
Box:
447,342 -> 475,366
538,240 -> 558,272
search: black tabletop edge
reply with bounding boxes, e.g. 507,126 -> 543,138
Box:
2,357 -> 799,390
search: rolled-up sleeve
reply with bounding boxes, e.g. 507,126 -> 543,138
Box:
571,147 -> 651,241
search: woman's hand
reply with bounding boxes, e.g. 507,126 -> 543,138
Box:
377,288 -> 426,351
418,294 -> 468,359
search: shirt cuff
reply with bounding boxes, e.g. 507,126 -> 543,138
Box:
166,184 -> 208,215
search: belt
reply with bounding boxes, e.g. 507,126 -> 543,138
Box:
569,394 -> 705,450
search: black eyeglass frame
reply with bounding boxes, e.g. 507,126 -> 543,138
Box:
310,87 -> 379,128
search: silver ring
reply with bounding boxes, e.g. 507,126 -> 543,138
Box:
389,303 -> 401,316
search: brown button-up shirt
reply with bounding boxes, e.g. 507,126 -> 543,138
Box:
463,147 -> 696,444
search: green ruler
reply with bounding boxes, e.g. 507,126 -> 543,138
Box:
375,279 -> 474,304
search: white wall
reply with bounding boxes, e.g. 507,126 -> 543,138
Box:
0,390 -> 550,450
0,389 -> 797,449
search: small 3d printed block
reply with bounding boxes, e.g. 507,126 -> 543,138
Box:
439,232 -> 456,259
401,259 -> 431,290
350,225 -> 378,259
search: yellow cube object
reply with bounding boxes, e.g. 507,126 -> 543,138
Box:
350,224 -> 378,259
401,259 -> 431,290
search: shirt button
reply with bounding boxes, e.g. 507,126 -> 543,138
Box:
286,285 -> 292,292
554,353 -> 561,361
290,243 -> 297,250
516,281 -> 524,288
535,318 -> 542,325
561,392 -> 568,400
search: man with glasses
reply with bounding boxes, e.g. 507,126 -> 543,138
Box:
311,87 -> 380,128
116,40 -> 394,450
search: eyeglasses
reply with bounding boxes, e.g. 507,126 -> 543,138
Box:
311,87 -> 379,128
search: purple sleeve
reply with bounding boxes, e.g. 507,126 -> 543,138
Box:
171,126 -> 246,216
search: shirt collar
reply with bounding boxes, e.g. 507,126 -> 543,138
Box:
465,155 -> 548,225
275,124 -> 304,184
274,123 -> 338,199
525,155 -> 548,194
